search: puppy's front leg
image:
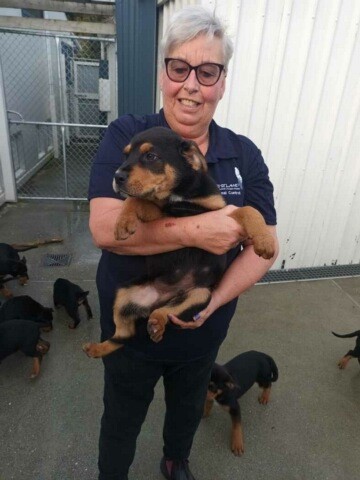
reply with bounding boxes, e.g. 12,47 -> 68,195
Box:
229,404 -> 244,456
115,198 -> 163,240
229,206 -> 275,259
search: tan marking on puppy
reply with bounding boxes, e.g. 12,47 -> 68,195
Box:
231,421 -> 244,456
112,288 -> 138,338
148,287 -> 211,342
114,198 -> 164,240
259,386 -> 271,404
36,340 -> 50,354
139,142 -> 153,154
183,143 -> 208,172
190,194 -> 226,211
18,275 -> 28,286
1,285 -> 13,298
30,357 -> 41,379
126,164 -> 177,200
203,398 -> 214,417
338,355 -> 352,369
123,144 -> 131,154
83,340 -> 124,358
229,206 -> 275,259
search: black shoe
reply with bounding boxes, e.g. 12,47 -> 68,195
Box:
160,456 -> 196,480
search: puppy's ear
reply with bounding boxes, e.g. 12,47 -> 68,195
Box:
180,140 -> 207,172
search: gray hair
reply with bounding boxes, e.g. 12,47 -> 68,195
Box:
160,6 -> 234,68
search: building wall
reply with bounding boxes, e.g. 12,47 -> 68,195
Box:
158,0 -> 360,269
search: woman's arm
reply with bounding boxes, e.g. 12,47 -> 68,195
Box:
169,225 -> 279,329
89,197 -> 249,256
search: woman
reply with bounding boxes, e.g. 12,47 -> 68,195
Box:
88,6 -> 279,480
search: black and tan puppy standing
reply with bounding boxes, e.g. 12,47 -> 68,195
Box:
53,278 -> 93,329
83,127 -> 275,358
204,350 -> 279,456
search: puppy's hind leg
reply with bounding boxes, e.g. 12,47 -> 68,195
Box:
148,287 -> 212,343
83,283 -> 158,359
258,386 -> 271,404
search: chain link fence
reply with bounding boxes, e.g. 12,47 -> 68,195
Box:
0,29 -> 116,199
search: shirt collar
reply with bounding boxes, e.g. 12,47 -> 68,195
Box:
158,109 -> 238,164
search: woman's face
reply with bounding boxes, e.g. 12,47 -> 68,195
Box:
159,34 -> 226,139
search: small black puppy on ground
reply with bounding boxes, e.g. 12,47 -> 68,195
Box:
0,243 -> 29,298
332,330 -> 360,369
0,295 -> 54,331
204,350 -> 279,456
53,278 -> 93,329
0,319 -> 50,378
0,239 -> 62,298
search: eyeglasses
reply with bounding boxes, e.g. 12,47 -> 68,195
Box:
164,58 -> 225,86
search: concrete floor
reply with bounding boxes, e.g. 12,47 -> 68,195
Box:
0,200 -> 359,480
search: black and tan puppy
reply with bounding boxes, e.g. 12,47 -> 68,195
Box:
0,239 -> 63,298
53,278 -> 93,329
332,330 -> 360,369
0,295 -> 54,331
0,243 -> 29,298
204,351 -> 279,456
83,127 -> 275,358
0,319 -> 50,378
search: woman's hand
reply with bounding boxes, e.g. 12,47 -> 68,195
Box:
186,205 -> 248,255
168,291 -> 222,330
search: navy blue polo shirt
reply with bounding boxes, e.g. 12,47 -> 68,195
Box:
88,109 -> 276,361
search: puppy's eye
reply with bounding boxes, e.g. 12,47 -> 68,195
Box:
145,152 -> 159,161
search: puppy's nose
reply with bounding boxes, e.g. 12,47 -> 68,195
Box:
114,169 -> 128,185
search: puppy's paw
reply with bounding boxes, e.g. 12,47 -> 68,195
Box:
82,342 -> 103,358
231,439 -> 244,456
114,216 -> 138,240
253,234 -> 275,260
147,313 -> 168,343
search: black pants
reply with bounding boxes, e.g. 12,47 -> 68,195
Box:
98,346 -> 219,480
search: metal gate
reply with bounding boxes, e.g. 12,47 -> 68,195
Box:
0,29 -> 117,200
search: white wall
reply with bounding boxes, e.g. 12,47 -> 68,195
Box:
158,0 -> 360,270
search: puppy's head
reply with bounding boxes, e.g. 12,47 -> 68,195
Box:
207,363 -> 239,400
113,127 -> 207,201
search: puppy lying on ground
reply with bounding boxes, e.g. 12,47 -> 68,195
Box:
0,319 -> 50,378
53,278 -> 93,329
204,350 -> 279,456
332,330 -> 360,369
0,295 -> 53,331
83,127 -> 275,358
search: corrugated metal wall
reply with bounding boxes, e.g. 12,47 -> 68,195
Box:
159,0 -> 360,270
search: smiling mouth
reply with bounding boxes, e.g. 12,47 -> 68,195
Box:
179,99 -> 200,107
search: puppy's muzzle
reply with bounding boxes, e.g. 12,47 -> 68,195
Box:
113,169 -> 128,195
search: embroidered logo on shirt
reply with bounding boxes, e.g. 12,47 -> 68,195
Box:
217,166 -> 243,196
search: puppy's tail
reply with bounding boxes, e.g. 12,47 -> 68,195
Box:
332,330 -> 360,339
267,355 -> 279,382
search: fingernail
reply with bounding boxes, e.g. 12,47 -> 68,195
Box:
193,313 -> 201,321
